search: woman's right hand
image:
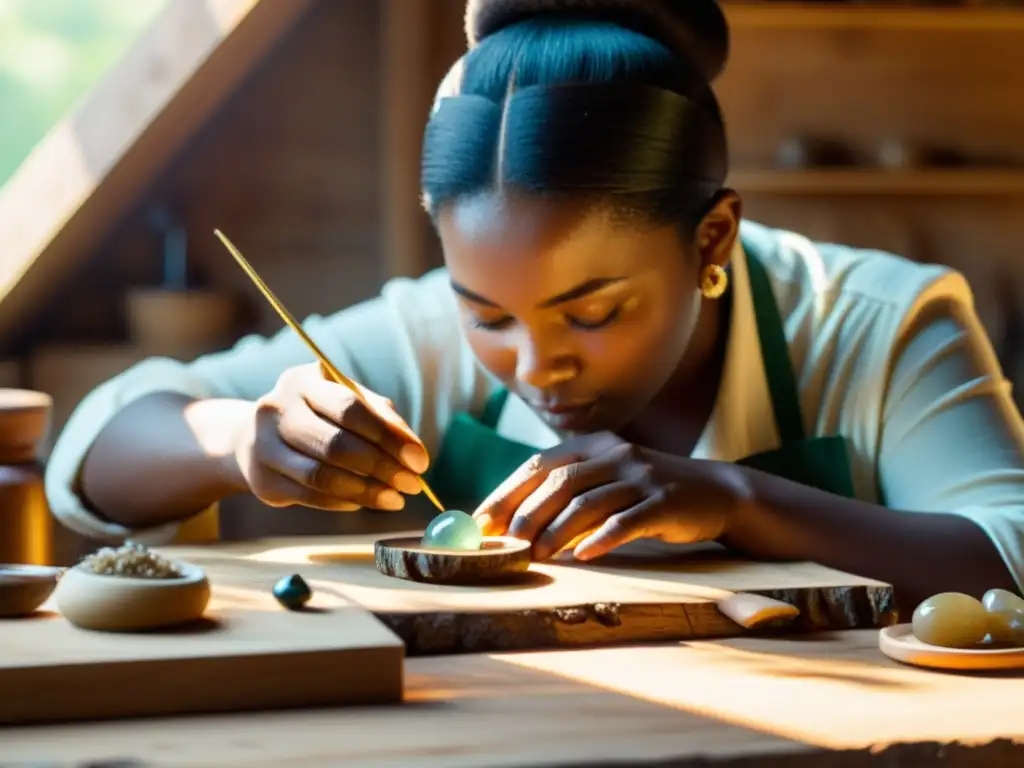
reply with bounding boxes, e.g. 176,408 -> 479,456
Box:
234,362 -> 429,511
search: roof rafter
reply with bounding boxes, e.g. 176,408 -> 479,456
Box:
0,0 -> 314,345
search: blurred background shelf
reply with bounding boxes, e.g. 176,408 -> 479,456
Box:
728,169 -> 1024,195
723,2 -> 1024,30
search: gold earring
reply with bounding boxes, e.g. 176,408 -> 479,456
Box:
700,264 -> 728,299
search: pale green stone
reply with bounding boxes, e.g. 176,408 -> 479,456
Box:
421,509 -> 483,550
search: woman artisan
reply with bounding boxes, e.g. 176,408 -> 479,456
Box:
46,0 -> 1024,608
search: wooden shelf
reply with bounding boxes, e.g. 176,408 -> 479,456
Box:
727,169 -> 1024,195
723,2 -> 1024,31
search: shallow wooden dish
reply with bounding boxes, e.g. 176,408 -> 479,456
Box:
0,564 -> 63,617
54,560 -> 211,632
879,623 -> 1024,671
375,535 -> 532,585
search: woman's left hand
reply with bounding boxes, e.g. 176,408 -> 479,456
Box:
472,432 -> 749,561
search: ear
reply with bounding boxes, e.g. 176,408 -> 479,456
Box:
695,190 -> 742,269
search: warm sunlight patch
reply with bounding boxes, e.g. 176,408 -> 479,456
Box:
491,641 -> 1024,749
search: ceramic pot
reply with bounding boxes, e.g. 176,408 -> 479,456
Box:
0,389 -> 52,566
54,561 -> 211,632
0,564 -> 62,617
0,389 -> 51,465
126,289 -> 239,359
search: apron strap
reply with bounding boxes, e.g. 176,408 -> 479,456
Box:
743,249 -> 806,444
480,387 -> 510,429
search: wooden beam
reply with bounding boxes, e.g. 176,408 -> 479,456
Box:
379,0 -> 433,279
724,2 -> 1024,32
0,0 -> 314,349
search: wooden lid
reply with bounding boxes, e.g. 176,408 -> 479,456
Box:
0,389 -> 52,413
0,389 -> 52,463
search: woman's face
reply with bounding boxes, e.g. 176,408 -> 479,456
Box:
438,191 -> 736,434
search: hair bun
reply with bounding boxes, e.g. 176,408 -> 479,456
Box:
465,0 -> 729,82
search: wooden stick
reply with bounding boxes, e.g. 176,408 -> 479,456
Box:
213,229 -> 445,513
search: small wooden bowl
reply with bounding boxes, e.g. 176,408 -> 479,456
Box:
54,561 -> 211,632
879,624 -> 1024,672
375,536 -> 532,585
0,564 -> 62,617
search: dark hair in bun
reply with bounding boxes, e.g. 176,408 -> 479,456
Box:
466,0 -> 729,82
422,0 -> 731,234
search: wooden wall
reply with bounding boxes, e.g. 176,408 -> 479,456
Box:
717,3 -> 1024,361
37,0 -> 384,346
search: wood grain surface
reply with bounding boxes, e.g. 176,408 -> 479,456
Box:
2,631 -> 1022,767
166,533 -> 897,655
0,556 -> 403,725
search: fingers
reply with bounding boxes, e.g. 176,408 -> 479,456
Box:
252,417 -> 407,511
471,450 -> 577,536
472,446 -> 587,535
571,495 -> 668,561
506,450 -> 632,541
361,387 -> 430,469
252,469 -> 362,512
253,363 -> 435,512
529,481 -> 643,561
477,438 -> 644,538
277,404 -> 422,495
570,488 -> 727,560
303,376 -> 429,474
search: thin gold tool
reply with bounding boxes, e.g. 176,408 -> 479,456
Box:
213,228 -> 445,513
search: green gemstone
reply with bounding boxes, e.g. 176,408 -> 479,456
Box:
273,573 -> 312,610
422,509 -> 483,551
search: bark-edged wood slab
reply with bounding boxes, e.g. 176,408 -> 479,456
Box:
166,534 -> 899,657
377,584 -> 895,656
375,535 -> 532,584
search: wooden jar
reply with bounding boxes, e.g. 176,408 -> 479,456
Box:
126,289 -> 239,360
0,389 -> 53,566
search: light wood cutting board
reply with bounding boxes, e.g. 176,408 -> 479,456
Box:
0,558 -> 404,726
165,533 -> 897,656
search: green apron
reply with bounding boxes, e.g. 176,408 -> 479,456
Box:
427,241 -> 857,514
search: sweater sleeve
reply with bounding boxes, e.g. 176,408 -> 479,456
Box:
879,299 -> 1024,593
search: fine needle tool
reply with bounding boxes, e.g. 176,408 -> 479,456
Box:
213,228 -> 445,513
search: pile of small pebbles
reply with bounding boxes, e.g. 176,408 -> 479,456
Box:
78,540 -> 182,579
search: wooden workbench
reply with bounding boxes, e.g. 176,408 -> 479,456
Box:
3,630 -> 1023,767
